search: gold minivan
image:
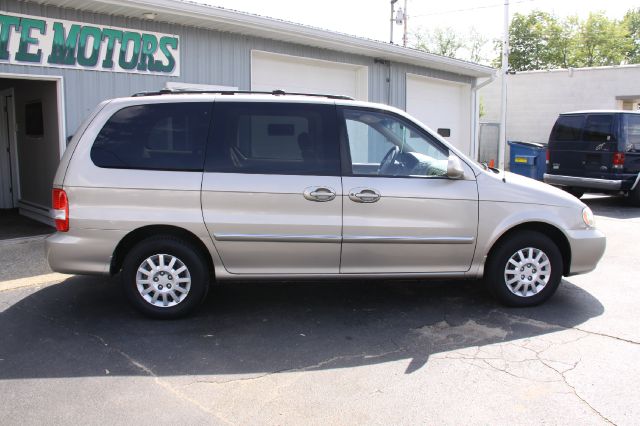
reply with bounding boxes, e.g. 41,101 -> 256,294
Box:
47,91 -> 606,318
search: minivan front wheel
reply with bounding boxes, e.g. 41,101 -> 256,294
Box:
485,231 -> 563,307
122,236 -> 209,318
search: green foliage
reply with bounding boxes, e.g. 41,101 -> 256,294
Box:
412,26 -> 494,64
412,8 -> 639,70
508,11 -> 561,70
413,27 -> 464,58
507,9 -> 637,71
623,8 -> 640,62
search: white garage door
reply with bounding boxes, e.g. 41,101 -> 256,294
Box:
251,51 -> 368,101
406,73 -> 472,155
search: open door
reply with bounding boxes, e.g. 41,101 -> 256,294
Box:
0,88 -> 18,209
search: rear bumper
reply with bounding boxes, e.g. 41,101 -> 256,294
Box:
565,228 -> 606,276
45,229 -> 124,275
543,174 -> 622,191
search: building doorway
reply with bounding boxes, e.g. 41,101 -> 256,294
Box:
0,75 -> 65,227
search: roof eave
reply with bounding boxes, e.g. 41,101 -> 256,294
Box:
27,0 -> 495,78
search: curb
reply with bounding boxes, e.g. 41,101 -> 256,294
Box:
0,234 -> 52,247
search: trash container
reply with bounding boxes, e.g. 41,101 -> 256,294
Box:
508,141 -> 547,180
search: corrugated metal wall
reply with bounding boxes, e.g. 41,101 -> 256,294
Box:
0,0 -> 474,136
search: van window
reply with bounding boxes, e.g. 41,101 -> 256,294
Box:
583,114 -> 615,142
341,108 -> 449,178
625,114 -> 640,152
550,115 -> 585,141
91,103 -> 212,171
206,102 -> 340,175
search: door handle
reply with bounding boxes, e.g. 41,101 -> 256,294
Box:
303,186 -> 336,202
349,188 -> 381,203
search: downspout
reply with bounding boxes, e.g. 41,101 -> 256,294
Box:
471,70 -> 497,161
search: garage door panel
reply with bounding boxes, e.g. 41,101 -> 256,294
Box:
251,51 -> 368,100
406,74 -> 472,155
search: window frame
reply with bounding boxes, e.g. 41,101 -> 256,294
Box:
205,101 -> 342,177
337,106 -> 451,179
90,101 -> 214,172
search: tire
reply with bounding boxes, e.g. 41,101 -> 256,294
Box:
484,231 -> 563,307
121,236 -> 209,318
626,185 -> 640,207
564,187 -> 584,199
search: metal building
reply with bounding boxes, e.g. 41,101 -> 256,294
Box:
0,0 -> 493,223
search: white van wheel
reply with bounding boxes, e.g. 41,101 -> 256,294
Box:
122,236 -> 208,318
485,231 -> 563,307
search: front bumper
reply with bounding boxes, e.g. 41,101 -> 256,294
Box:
544,174 -> 622,191
565,228 -> 606,276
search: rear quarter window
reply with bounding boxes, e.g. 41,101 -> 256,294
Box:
583,114 -> 615,142
91,102 -> 212,171
550,115 -> 585,141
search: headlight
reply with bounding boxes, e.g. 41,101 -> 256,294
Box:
582,207 -> 595,228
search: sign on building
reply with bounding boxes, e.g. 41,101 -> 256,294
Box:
0,12 -> 180,76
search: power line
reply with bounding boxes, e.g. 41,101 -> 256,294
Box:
410,0 -> 539,18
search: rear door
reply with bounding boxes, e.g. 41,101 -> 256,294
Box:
548,113 -> 618,178
201,100 -> 342,274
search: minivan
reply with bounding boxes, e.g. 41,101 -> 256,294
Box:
46,91 -> 606,318
544,110 -> 640,204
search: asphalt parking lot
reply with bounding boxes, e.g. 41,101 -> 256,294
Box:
0,195 -> 638,425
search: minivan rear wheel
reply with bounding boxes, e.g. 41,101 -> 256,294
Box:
485,231 -> 563,307
121,236 -> 209,318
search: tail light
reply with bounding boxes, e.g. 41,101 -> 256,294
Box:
52,189 -> 69,232
545,149 -> 550,165
613,152 -> 625,169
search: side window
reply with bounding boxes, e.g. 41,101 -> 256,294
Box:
624,114 -> 640,152
341,108 -> 449,178
584,115 -> 615,142
206,102 -> 340,175
91,102 -> 212,171
551,115 -> 585,141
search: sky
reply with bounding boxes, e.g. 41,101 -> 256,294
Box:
191,0 -> 639,45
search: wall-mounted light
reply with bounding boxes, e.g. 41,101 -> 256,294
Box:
142,12 -> 157,20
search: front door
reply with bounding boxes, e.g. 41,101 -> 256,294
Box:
201,101 -> 342,274
338,107 -> 478,274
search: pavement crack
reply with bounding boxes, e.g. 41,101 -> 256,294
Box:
573,327 -> 640,345
184,347 -> 405,387
536,356 -> 615,425
497,310 -> 640,345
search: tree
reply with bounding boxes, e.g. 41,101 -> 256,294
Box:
412,27 -> 492,64
508,11 -> 564,71
623,8 -> 640,62
467,28 -> 489,63
413,27 -> 463,58
576,12 -> 631,67
505,10 -> 636,71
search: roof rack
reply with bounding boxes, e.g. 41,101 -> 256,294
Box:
131,89 -> 354,100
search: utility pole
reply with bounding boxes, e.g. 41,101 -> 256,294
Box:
498,0 -> 509,169
403,0 -> 408,47
390,0 -> 398,43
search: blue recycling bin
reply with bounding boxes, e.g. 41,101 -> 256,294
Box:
508,141 -> 547,181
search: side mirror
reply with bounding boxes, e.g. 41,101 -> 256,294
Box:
447,155 -> 465,179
